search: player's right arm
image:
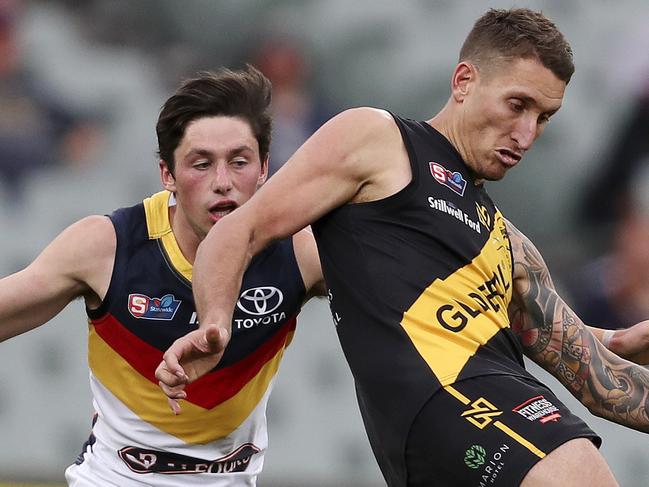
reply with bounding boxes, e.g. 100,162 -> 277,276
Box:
156,108 -> 406,397
0,215 -> 115,342
192,107 -> 403,331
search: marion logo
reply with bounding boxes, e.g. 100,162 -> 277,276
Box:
464,444 -> 486,469
513,395 -> 562,423
430,161 -> 467,196
128,293 -> 181,320
466,444 -> 511,486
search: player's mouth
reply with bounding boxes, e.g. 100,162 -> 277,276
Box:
494,148 -> 522,167
209,200 -> 237,221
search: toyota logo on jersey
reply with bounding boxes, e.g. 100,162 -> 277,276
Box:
236,286 -> 284,315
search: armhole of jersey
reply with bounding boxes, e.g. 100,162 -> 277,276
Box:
388,112 -> 422,192
288,235 -> 308,300
86,211 -> 125,320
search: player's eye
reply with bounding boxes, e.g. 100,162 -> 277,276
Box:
231,158 -> 248,167
509,100 -> 524,113
193,159 -> 210,169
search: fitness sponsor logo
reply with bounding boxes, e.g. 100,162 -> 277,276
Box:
464,443 -> 511,486
437,263 -> 510,333
428,197 -> 481,233
461,397 -> 503,429
430,161 -> 467,196
513,395 -> 562,423
128,293 -> 181,320
234,286 -> 286,330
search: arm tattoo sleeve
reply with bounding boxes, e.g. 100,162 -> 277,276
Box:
506,221 -> 649,431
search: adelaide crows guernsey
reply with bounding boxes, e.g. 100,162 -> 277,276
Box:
68,191 -> 305,486
312,115 -> 527,485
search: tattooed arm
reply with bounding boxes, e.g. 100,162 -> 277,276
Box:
506,220 -> 649,433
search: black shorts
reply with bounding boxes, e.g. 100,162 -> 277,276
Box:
405,374 -> 601,487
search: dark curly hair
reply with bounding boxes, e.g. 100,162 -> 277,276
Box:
156,64 -> 272,173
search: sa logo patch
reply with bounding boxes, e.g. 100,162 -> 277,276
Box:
128,293 -> 181,320
430,162 -> 467,196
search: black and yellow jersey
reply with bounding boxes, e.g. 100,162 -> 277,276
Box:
312,114 -> 528,484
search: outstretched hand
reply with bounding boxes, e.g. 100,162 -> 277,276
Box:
609,320 -> 649,365
155,325 -> 230,414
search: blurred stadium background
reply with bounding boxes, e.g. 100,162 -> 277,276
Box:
1,0 -> 648,485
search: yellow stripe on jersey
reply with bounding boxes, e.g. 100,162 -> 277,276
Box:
143,190 -> 193,281
401,211 -> 513,385
444,385 -> 546,459
494,421 -> 546,458
444,385 -> 470,405
143,190 -> 172,239
88,326 -> 293,444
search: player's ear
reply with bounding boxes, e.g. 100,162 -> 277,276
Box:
160,159 -> 177,192
258,153 -> 269,187
451,61 -> 476,102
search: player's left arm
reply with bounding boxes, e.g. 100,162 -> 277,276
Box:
587,321 -> 649,365
506,220 -> 649,432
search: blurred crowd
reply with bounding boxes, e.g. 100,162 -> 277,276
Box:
0,0 -> 334,211
3,0 -> 649,325
0,0 -> 101,209
568,85 -> 649,330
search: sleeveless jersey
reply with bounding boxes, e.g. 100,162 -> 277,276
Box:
312,115 -> 527,485
68,191 -> 305,486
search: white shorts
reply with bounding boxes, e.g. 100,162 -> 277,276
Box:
65,438 -> 260,487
